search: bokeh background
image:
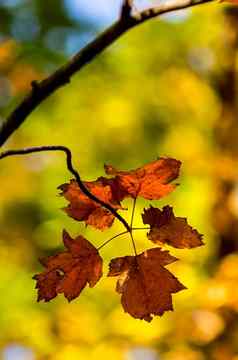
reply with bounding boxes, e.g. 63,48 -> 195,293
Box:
1,0 -> 238,359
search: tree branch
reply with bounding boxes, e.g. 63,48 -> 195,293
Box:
0,0 -> 215,147
134,0 -> 214,22
0,145 -> 131,232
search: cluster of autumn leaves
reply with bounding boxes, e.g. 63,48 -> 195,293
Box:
33,158 -> 203,322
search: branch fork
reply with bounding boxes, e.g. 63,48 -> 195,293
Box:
0,0 -> 215,147
0,145 -> 131,232
0,0 -> 216,232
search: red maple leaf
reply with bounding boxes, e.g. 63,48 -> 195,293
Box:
58,177 -> 124,231
104,157 -> 181,200
108,248 -> 186,321
142,205 -> 203,248
33,230 -> 103,302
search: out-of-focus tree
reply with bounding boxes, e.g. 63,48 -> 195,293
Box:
1,1 -> 238,360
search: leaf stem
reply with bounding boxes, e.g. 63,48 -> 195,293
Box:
129,231 -> 138,256
0,145 -> 131,232
132,227 -> 150,231
130,198 -> 137,228
97,230 -> 129,250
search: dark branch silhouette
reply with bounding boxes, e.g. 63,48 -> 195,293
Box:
0,146 -> 131,232
0,0 -> 214,147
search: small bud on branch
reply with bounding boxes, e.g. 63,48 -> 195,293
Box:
121,0 -> 134,19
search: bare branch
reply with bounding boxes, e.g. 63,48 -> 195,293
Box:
0,145 -> 131,232
0,0 -> 215,147
134,0 -> 213,22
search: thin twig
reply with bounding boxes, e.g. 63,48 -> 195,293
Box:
134,0 -> 213,22
0,145 -> 131,232
0,0 -> 214,147
97,230 -> 128,250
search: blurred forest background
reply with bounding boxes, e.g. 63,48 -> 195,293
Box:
1,0 -> 238,359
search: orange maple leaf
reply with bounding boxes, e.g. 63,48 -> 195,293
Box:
32,157 -> 204,321
104,157 -> 181,200
33,230 -> 103,302
108,248 -> 186,322
142,205 -> 203,248
58,177 -> 124,231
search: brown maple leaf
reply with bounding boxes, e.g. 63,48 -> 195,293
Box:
58,177 -> 124,231
108,248 -> 186,321
104,157 -> 181,200
142,205 -> 203,249
33,230 -> 103,302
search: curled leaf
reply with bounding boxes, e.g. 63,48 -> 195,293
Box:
142,205 -> 203,249
108,248 -> 186,321
105,157 -> 181,200
58,177 -> 124,231
33,230 -> 103,302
